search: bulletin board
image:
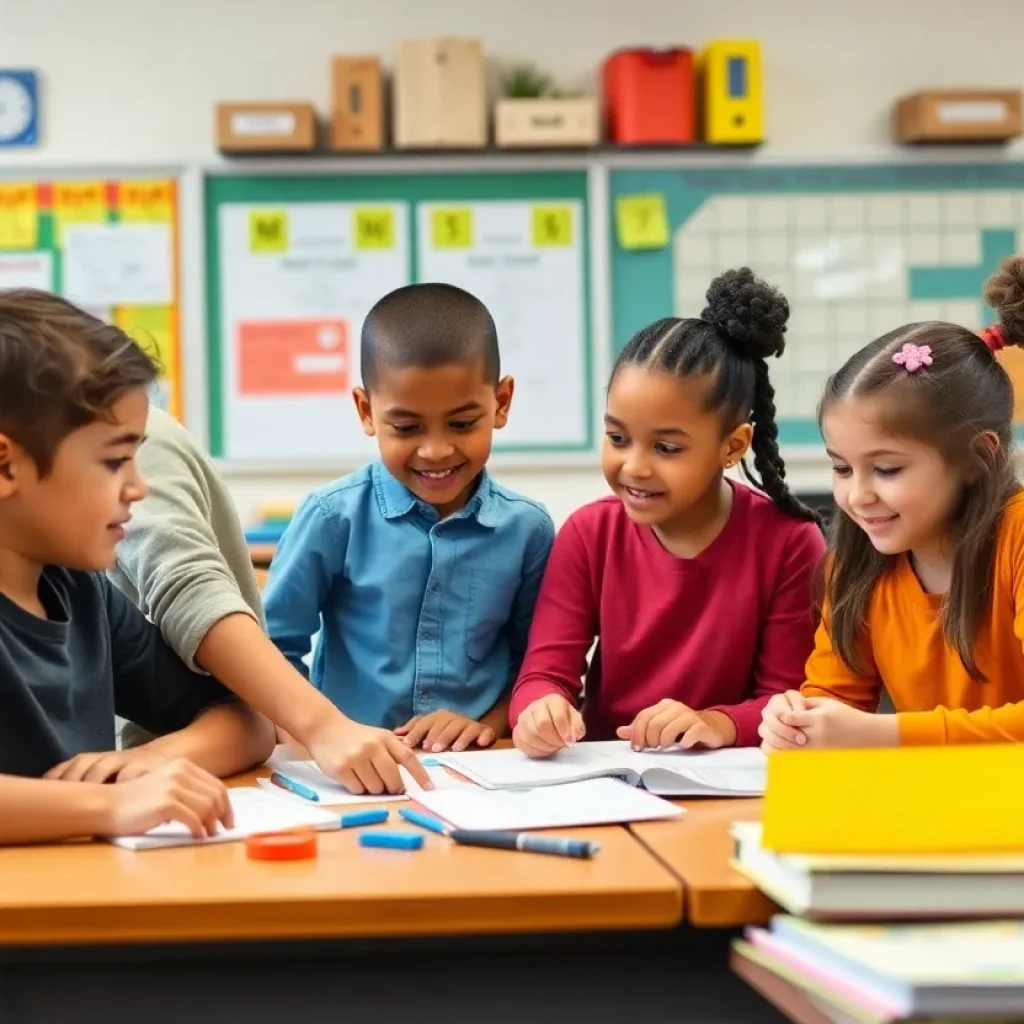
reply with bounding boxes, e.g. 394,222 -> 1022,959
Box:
0,177 -> 183,417
609,162 -> 1024,447
204,171 -> 593,464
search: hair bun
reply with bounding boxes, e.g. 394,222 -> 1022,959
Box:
701,267 -> 789,360
983,255 -> 1024,346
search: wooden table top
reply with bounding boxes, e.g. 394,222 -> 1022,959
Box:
0,768 -> 683,947
629,799 -> 778,929
247,542 -> 277,566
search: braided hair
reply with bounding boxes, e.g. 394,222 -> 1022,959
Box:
611,267 -> 821,526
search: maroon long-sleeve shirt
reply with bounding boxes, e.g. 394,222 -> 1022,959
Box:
509,483 -> 826,747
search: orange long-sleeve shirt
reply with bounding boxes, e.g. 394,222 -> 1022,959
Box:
802,491 -> 1024,745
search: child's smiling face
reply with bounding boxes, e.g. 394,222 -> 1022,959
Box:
602,365 -> 750,534
0,388 -> 150,572
354,361 -> 514,518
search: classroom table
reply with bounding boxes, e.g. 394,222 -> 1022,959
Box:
248,541 -> 277,568
0,767 -> 788,1024
629,798 -> 779,928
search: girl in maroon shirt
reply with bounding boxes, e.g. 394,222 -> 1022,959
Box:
510,268 -> 826,754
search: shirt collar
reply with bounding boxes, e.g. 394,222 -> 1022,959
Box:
372,462 -> 500,527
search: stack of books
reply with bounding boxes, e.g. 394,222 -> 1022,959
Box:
728,745 -> 1024,1023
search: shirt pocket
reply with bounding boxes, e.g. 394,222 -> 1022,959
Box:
465,568 -> 518,663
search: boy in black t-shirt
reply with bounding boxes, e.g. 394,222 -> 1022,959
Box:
0,289 -> 274,845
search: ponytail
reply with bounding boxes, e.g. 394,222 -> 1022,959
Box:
745,360 -> 822,525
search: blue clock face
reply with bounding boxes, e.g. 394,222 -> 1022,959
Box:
0,72 -> 38,146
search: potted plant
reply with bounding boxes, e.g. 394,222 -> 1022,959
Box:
493,62 -> 598,148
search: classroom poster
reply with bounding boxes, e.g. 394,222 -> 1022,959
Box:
216,201 -> 409,461
0,177 -> 183,418
416,200 -> 589,448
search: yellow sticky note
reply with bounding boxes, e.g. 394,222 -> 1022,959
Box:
249,210 -> 288,253
615,194 -> 669,250
115,305 -> 176,392
431,208 -> 473,250
118,180 -> 175,223
54,181 -> 107,245
353,207 -> 395,250
531,205 -> 573,247
0,183 -> 39,249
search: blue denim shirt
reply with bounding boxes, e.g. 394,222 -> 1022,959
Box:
264,462 -> 555,729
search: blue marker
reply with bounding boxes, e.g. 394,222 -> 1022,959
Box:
359,831 -> 424,851
398,807 -> 449,835
270,771 -> 320,802
450,830 -> 599,859
339,808 -> 389,829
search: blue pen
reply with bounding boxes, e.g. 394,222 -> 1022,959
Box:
270,771 -> 320,803
450,830 -> 600,859
398,807 -> 449,835
339,808 -> 389,829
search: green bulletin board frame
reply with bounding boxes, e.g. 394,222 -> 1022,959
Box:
204,171 -> 594,459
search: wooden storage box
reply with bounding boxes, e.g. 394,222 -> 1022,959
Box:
494,97 -> 598,148
330,56 -> 384,150
394,37 -> 487,149
216,102 -> 318,153
894,89 -> 1022,143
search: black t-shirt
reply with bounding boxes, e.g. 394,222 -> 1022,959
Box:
0,567 -> 234,777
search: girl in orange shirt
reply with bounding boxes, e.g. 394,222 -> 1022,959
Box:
761,254 -> 1024,750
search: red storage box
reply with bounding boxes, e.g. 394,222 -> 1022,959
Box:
603,48 -> 696,145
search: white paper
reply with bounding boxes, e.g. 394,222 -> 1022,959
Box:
106,786 -> 341,850
261,755 -> 473,807
62,222 -> 173,307
408,777 -> 683,831
0,251 -> 53,292
417,200 -> 589,449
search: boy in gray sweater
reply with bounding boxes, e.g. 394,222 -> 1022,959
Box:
109,407 -> 430,795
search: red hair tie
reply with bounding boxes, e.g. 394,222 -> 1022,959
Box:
981,325 -> 1006,353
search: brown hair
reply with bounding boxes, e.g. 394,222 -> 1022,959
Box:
818,254 -> 1024,679
0,289 -> 158,476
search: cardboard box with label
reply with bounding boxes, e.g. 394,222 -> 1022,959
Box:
216,103 -> 318,153
895,89 -> 1022,143
330,56 -> 384,150
394,37 -> 487,149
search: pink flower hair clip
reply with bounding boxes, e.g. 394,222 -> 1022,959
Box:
892,342 -> 933,373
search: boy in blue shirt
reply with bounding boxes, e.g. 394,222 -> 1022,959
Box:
265,283 -> 555,754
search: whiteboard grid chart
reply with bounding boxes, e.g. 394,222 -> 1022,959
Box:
611,163 -> 1024,447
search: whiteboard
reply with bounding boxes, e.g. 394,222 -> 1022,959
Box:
217,201 -> 409,462
416,199 -> 589,449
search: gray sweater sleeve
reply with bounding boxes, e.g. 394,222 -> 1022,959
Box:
109,409 -> 265,671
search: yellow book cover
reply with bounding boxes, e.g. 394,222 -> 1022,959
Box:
761,745 -> 1024,854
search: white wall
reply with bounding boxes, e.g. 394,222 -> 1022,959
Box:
3,0 -> 1023,525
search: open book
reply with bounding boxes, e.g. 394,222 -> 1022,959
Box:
437,740 -> 766,797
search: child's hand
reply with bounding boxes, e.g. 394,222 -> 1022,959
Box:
781,697 -> 898,749
306,718 -> 433,795
95,758 -> 234,839
44,747 -> 171,784
617,700 -> 737,751
395,710 -> 497,754
758,691 -> 810,752
512,695 -> 585,759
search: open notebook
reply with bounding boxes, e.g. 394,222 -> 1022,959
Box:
106,786 -> 342,850
437,740 -> 767,797
404,776 -> 683,831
